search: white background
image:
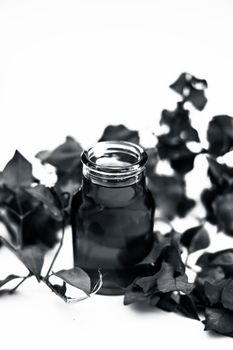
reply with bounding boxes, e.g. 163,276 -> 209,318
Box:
1,0 -> 233,349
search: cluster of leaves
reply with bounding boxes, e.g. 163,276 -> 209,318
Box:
0,149 -> 101,301
124,226 -> 209,319
96,73 -> 233,337
0,151 -> 62,248
98,73 -> 207,219
123,226 -> 233,338
0,72 -> 233,338
193,249 -> 233,337
200,84 -> 233,238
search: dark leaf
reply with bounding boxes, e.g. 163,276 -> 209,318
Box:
2,151 -> 35,188
221,279 -> 233,310
54,267 -> 91,295
138,231 -> 172,265
36,136 -> 83,194
22,206 -> 60,248
170,73 -> 208,110
157,134 -> 197,174
181,225 -> 210,253
26,185 -> 63,221
193,267 -> 225,309
204,307 -> 233,335
176,196 -> 196,218
207,115 -> 233,156
160,103 -> 200,142
160,239 -> 185,275
136,273 -> 159,294
201,187 -> 219,224
36,136 -> 82,172
2,194 -> 61,248
0,186 -> 14,204
195,266 -> 225,287
0,274 -> 21,288
45,276 -> 91,303
55,174 -> 82,197
0,236 -> 46,281
124,284 -> 148,305
99,124 -> 140,144
207,157 -> 233,190
148,174 -> 195,219
177,294 -> 200,320
148,294 -> 160,307
17,245 -> 46,281
45,280 -> 67,302
196,249 -> 233,276
204,279 -> 228,306
213,193 -> 233,236
156,292 -> 178,312
156,262 -> 193,294
52,282 -> 67,297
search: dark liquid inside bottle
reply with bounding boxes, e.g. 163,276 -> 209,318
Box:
71,176 -> 155,295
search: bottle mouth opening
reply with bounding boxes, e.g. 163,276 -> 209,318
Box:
81,141 -> 147,185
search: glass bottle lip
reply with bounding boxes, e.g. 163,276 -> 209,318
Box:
81,141 -> 148,186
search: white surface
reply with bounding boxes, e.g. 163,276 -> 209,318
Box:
1,0 -> 233,349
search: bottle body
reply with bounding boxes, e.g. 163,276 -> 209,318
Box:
71,141 -> 155,294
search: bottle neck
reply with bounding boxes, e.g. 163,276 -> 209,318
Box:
83,165 -> 146,187
82,172 -> 147,192
81,141 -> 148,188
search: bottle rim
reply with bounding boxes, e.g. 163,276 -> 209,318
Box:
81,141 -> 148,185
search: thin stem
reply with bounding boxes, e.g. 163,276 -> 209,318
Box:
15,195 -> 23,249
45,219 -> 65,279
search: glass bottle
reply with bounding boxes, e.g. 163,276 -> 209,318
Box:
71,141 -> 155,295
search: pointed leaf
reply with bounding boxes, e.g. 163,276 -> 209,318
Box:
98,124 -> 140,144
26,185 -> 63,221
204,279 -> 228,306
160,103 -> 200,142
3,151 -> 34,188
157,262 -> 193,294
157,292 -> 178,312
36,136 -> 82,172
136,273 -> 159,294
221,279 -> 233,310
170,73 -> 208,110
177,294 -> 200,320
17,245 -> 46,281
36,137 -> 83,195
181,225 -> 210,253
157,134 -> 197,174
124,285 -> 148,305
213,193 -> 233,236
148,174 -> 195,219
54,267 -> 91,295
204,307 -> 233,335
207,115 -> 233,156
